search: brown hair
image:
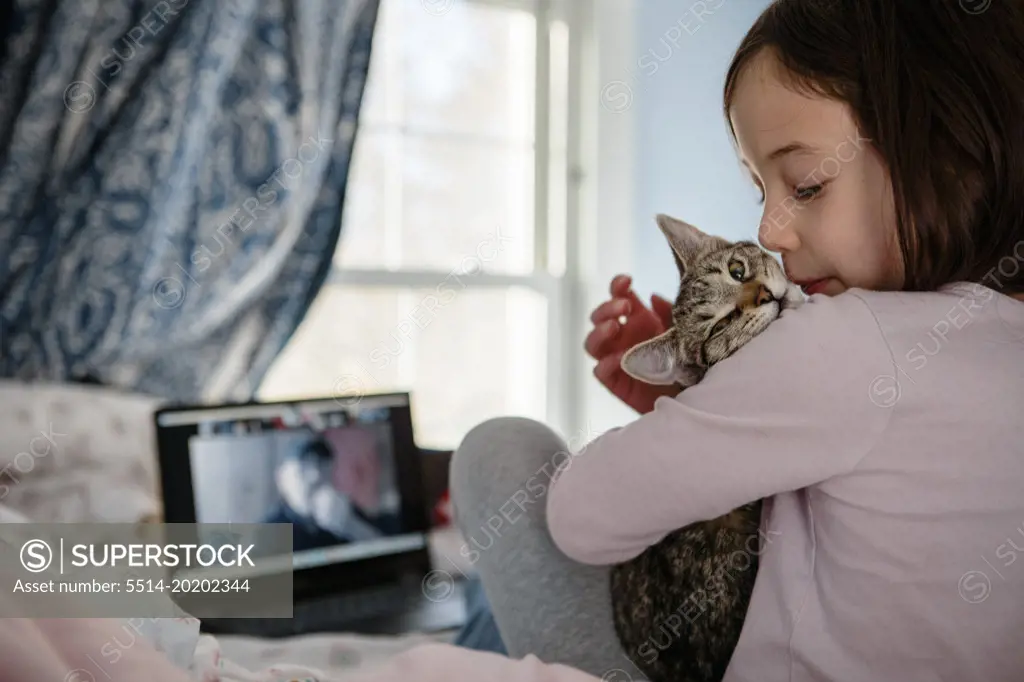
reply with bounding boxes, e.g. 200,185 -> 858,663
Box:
723,0 -> 1024,294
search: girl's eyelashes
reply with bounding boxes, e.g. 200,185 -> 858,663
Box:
753,183 -> 766,205
794,183 -> 824,201
753,178 -> 825,205
749,177 -> 766,205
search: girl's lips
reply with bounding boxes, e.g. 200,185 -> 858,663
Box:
799,278 -> 830,296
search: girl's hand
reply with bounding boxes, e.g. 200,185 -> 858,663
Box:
585,274 -> 681,414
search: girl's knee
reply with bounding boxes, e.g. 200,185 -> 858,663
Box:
449,416 -> 566,525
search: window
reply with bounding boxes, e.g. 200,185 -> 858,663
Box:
259,0 -> 587,450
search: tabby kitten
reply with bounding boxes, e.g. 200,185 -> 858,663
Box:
610,214 -> 804,682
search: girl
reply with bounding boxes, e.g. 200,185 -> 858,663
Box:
450,0 -> 1024,680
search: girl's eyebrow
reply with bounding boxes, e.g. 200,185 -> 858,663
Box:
766,141 -> 818,161
740,141 -> 818,175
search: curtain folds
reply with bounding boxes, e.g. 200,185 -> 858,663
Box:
0,0 -> 380,401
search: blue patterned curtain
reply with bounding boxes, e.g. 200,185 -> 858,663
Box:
0,0 -> 379,401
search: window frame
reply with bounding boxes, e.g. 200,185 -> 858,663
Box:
322,0 -> 595,441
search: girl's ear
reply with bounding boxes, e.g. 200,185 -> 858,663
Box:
655,214 -> 723,278
620,329 -> 703,387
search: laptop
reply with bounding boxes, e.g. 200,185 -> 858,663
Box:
154,391 -> 468,637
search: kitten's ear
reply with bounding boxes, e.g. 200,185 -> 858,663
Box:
655,214 -> 720,276
620,329 -> 703,387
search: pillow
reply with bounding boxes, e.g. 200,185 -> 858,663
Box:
0,381 -> 164,523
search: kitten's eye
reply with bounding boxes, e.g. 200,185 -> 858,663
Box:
794,184 -> 823,201
728,260 -> 746,282
710,309 -> 741,336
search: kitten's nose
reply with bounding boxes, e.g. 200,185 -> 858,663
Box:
754,284 -> 775,306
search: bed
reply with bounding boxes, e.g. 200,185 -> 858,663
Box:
0,379 -> 474,677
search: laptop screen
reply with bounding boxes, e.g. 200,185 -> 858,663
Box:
156,394 -> 431,582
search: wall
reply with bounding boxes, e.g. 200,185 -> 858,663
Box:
583,0 -> 771,434
631,0 -> 772,301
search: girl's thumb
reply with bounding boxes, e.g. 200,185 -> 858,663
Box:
651,294 -> 673,325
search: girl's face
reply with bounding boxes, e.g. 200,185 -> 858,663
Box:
729,50 -> 903,296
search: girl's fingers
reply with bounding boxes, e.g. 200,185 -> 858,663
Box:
586,276 -> 664,359
584,320 -> 620,358
651,294 -> 674,326
593,349 -> 626,385
590,298 -> 631,324
651,293 -> 672,310
611,275 -> 655,320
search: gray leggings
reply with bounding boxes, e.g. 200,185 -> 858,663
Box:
449,416 -> 648,680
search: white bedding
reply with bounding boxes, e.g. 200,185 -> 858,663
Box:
0,612 -> 601,682
214,630 -> 454,679
0,379 -> 478,676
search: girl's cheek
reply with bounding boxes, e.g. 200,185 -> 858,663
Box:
866,214 -> 903,287
794,199 -> 827,235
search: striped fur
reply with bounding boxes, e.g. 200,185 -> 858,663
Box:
611,215 -> 804,682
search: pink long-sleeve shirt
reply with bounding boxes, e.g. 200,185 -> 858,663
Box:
548,283 -> 1024,681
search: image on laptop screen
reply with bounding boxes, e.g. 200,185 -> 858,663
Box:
160,396 -> 428,575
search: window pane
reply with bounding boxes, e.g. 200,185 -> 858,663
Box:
333,130 -> 391,269
258,284 -> 548,450
336,132 -> 535,273
337,0 -> 541,272
361,0 -> 537,143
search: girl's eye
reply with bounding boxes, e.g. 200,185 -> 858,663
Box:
794,184 -> 823,201
728,260 -> 746,281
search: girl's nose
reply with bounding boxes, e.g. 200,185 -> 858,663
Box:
758,212 -> 799,253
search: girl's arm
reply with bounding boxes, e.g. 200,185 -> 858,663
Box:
547,291 -> 895,566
